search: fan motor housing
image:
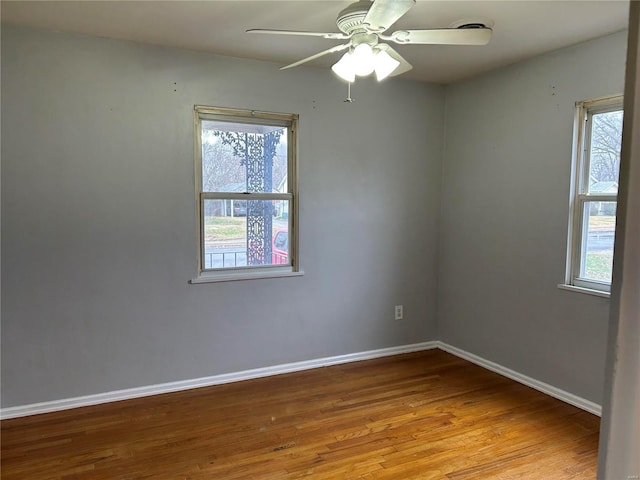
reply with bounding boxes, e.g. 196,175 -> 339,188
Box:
336,0 -> 371,34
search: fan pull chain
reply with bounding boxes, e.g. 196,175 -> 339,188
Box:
344,82 -> 354,103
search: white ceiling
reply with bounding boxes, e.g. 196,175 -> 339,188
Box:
0,1 -> 630,84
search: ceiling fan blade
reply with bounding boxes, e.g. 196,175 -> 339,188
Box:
376,44 -> 413,77
387,28 -> 492,45
363,0 -> 415,33
280,44 -> 350,70
247,29 -> 349,40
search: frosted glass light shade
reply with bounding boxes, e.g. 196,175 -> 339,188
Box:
331,52 -> 356,82
351,44 -> 375,76
374,50 -> 400,81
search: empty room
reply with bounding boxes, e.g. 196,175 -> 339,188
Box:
1,1 -> 639,478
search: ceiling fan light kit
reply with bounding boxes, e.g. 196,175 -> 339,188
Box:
248,0 -> 492,86
331,42 -> 401,82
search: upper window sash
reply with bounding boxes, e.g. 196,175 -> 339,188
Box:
576,96 -> 623,196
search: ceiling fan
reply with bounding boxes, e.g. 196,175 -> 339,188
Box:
248,0 -> 492,82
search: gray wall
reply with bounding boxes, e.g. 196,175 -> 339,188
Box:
1,23 -> 629,410
0,25 -> 444,407
439,31 -> 628,404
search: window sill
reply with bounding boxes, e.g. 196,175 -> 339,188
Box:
190,268 -> 304,284
557,284 -> 610,298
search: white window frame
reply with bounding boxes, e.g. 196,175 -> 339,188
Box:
564,95 -> 623,295
191,106 -> 301,284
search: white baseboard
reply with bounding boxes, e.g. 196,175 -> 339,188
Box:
1,341 -> 601,419
436,341 -> 602,416
0,341 -> 438,420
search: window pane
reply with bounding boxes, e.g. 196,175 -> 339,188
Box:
588,110 -> 622,193
201,120 -> 288,194
202,199 -> 290,270
580,201 -> 616,283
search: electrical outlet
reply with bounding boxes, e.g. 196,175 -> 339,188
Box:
395,305 -> 403,320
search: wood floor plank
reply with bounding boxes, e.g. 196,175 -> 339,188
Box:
1,350 -> 600,479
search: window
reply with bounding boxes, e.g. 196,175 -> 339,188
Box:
565,96 -> 623,294
193,106 -> 299,282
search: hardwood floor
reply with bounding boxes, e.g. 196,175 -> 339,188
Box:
1,350 -> 600,479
